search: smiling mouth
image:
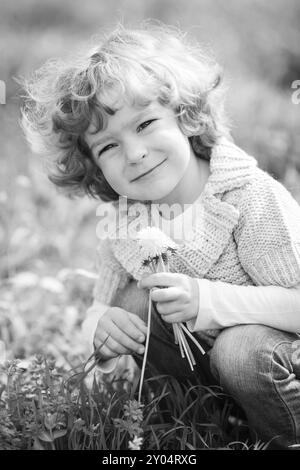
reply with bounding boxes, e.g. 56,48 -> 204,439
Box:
131,158 -> 167,182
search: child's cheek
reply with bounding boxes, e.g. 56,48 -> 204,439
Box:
149,129 -> 176,150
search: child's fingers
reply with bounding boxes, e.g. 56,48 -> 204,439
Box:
150,286 -> 180,303
128,312 -> 148,335
138,272 -> 181,289
94,338 -> 129,358
156,301 -> 179,316
110,314 -> 146,345
100,320 -> 145,354
160,312 -> 182,324
104,307 -> 146,341
107,336 -> 144,356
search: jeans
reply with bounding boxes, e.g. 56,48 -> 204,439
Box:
114,280 -> 300,449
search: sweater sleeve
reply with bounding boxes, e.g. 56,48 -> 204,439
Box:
81,299 -> 120,373
233,169 -> 300,287
186,279 -> 300,333
81,239 -> 130,374
93,239 -> 131,304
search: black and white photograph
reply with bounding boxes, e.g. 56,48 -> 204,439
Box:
1,0 -> 300,453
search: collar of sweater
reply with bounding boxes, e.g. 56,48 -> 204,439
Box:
205,137 -> 257,195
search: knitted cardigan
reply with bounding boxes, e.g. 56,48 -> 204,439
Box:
92,138 -> 300,345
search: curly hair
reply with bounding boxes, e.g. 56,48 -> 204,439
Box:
21,21 -> 230,202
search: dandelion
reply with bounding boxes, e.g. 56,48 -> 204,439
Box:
128,435 -> 143,450
133,227 -> 206,402
135,226 -> 177,266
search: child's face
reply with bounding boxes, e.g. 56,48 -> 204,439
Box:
85,99 -> 195,204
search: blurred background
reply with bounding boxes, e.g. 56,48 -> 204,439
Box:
0,0 -> 300,366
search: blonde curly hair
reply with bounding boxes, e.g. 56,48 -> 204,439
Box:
21,21 -> 230,202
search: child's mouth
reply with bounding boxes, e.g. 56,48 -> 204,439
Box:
131,158 -> 167,182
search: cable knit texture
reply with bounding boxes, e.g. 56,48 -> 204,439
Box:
92,138 -> 300,346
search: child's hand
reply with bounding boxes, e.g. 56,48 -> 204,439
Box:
93,307 -> 148,362
138,273 -> 199,324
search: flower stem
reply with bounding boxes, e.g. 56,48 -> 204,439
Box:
158,254 -> 178,343
138,289 -> 152,403
176,326 -> 194,371
180,323 -> 206,355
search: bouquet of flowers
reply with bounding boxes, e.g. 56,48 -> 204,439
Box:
133,227 -> 205,401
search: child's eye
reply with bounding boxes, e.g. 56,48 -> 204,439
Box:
137,119 -> 157,132
98,143 -> 117,156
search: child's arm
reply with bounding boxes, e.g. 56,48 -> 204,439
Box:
186,169 -> 300,333
91,239 -> 131,304
187,279 -> 300,333
139,272 -> 300,333
81,299 -> 118,373
82,299 -> 146,373
196,170 -> 300,333
81,300 -> 116,372
233,169 -> 300,288
82,239 -> 148,372
81,238 -> 129,368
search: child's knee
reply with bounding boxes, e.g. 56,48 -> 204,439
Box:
113,280 -> 149,322
210,324 -> 294,392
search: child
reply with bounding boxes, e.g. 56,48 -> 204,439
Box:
21,22 -> 300,449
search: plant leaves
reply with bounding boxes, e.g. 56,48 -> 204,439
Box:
52,429 -> 67,439
33,437 -> 46,450
38,430 -> 54,442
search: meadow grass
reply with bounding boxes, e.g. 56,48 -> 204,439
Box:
0,353 -> 268,450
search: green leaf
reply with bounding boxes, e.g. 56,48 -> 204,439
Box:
52,429 -> 67,439
38,430 -> 54,442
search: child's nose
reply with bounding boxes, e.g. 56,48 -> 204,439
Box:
124,139 -> 148,164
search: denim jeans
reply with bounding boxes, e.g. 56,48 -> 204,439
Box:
114,280 -> 300,449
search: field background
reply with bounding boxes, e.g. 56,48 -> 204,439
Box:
1,0 -> 300,368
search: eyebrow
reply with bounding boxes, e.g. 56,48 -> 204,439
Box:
90,108 -> 155,151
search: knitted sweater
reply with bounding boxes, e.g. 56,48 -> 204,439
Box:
92,138 -> 300,346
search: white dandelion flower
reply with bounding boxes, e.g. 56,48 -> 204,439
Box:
128,435 -> 143,450
134,227 -> 178,265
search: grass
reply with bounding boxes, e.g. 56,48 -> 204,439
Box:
0,354 -> 265,450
